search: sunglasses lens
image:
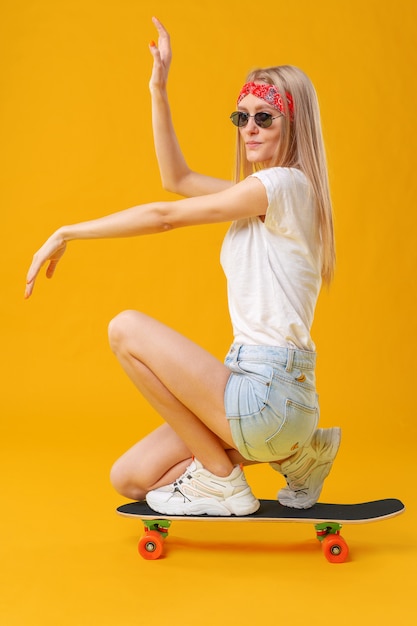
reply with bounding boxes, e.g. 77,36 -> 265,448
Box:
230,111 -> 249,127
254,112 -> 273,128
230,112 -> 276,128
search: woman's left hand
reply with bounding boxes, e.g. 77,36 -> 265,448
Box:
25,230 -> 67,299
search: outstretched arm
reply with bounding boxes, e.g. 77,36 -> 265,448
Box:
149,18 -> 232,197
25,176 -> 267,299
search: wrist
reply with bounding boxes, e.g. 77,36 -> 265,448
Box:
149,83 -> 168,98
56,225 -> 74,243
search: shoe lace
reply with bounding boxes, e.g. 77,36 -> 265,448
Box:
173,467 -> 194,491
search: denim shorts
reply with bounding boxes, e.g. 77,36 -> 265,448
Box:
224,344 -> 319,462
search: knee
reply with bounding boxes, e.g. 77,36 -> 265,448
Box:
108,309 -> 142,354
110,457 -> 146,501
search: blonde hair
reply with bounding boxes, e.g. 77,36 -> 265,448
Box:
234,65 -> 335,284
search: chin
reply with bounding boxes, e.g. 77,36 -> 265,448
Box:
246,155 -> 264,164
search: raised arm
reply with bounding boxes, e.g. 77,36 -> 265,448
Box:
149,18 -> 232,197
25,176 -> 267,298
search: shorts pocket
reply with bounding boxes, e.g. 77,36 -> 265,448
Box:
266,399 -> 318,459
224,363 -> 274,418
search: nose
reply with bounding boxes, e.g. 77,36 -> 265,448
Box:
244,117 -> 259,133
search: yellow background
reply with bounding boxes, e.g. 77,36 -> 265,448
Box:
1,0 -> 416,624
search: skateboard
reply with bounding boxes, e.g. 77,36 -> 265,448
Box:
117,497 -> 405,563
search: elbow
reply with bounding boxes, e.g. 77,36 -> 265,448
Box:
160,169 -> 193,197
154,203 -> 176,233
161,178 -> 179,195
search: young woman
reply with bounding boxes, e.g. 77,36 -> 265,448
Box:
25,18 -> 340,516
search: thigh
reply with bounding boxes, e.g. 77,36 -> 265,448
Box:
112,310 -> 234,445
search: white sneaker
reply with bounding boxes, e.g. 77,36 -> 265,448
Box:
270,428 -> 341,509
146,458 -> 260,516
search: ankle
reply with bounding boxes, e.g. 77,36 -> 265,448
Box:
201,459 -> 235,478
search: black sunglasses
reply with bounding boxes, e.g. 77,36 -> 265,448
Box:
229,111 -> 282,129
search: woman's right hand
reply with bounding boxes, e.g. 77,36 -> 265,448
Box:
147,17 -> 232,196
149,17 -> 172,92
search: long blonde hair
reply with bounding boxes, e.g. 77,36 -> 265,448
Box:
234,65 -> 335,284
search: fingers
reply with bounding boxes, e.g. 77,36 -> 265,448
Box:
152,16 -> 169,42
24,256 -> 40,298
24,257 -> 56,298
148,40 -> 159,60
149,17 -> 172,90
45,258 -> 59,279
24,237 -> 66,299
24,278 -> 34,299
151,16 -> 171,61
24,262 -> 42,299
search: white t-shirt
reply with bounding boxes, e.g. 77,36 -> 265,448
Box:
220,167 -> 322,351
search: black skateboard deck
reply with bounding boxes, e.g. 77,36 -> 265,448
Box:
117,498 -> 405,563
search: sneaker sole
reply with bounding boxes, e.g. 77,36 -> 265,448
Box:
146,494 -> 260,517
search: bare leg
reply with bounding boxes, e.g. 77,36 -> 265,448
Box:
110,424 -> 193,500
110,423 -> 255,500
108,310 -> 247,497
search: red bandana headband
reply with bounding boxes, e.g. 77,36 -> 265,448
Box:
237,82 -> 294,120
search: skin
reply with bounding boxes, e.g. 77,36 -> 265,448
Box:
236,94 -> 283,165
25,18 -> 287,500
